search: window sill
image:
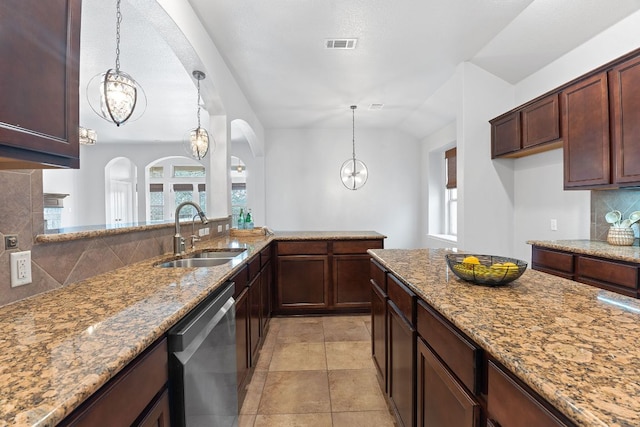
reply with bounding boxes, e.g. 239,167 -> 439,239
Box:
428,233 -> 457,243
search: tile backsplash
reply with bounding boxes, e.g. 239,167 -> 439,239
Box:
0,170 -> 230,307
591,188 -> 640,242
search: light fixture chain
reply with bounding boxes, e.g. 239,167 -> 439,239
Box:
196,78 -> 202,128
352,106 -> 356,160
115,0 -> 122,72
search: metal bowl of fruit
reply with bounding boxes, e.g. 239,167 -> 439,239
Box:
445,254 -> 527,286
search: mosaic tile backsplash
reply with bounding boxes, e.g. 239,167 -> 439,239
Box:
591,188 -> 640,242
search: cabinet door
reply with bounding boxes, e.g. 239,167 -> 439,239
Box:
371,280 -> 387,391
576,255 -> 639,298
235,287 -> 250,405
260,260 -> 272,335
521,94 -> 560,149
417,339 -> 480,427
491,112 -> 520,158
249,274 -> 261,365
277,255 -> 329,312
388,301 -> 416,427
487,360 -> 570,427
609,55 -> 640,185
0,0 -> 80,168
136,389 -> 171,427
562,72 -> 611,188
333,254 -> 371,309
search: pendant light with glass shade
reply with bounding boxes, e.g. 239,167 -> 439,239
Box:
340,105 -> 368,190
87,0 -> 146,126
184,70 -> 211,160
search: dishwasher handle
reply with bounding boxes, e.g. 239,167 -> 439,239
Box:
169,281 -> 235,353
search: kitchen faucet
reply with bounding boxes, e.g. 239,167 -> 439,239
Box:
174,201 -> 209,255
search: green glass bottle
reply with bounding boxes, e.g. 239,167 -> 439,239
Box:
245,209 -> 254,230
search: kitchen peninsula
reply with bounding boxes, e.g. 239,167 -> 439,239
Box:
369,248 -> 640,427
0,230 -> 383,427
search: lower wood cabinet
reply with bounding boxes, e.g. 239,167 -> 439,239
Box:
417,339 -> 480,427
275,239 -> 383,314
60,338 -> 169,427
487,360 -> 570,427
235,286 -> 250,407
388,301 -> 416,427
374,268 -> 576,427
531,245 -> 640,298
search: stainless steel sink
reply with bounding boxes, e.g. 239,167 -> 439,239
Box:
156,248 -> 247,268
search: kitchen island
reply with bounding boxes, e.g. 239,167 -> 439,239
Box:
369,248 -> 640,427
0,230 -> 383,427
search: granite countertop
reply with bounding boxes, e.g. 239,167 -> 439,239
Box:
271,230 -> 386,241
0,230 -> 385,427
369,248 -> 640,427
528,239 -> 640,263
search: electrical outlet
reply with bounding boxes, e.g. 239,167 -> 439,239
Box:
225,224 -> 229,231
217,225 -> 222,233
198,227 -> 210,237
11,251 -> 32,287
550,219 -> 558,231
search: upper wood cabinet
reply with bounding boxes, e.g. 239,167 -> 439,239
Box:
490,112 -> 520,158
491,94 -> 561,159
522,94 -> 560,149
0,0 -> 81,169
562,73 -> 611,189
609,54 -> 640,185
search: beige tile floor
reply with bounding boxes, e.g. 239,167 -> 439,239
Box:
239,315 -> 397,427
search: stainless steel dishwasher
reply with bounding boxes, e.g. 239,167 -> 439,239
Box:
169,281 -> 238,427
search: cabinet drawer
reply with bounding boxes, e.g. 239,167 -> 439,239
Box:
577,256 -> 639,293
487,360 -> 570,427
277,241 -> 328,255
62,338 -> 168,427
333,239 -> 383,254
260,245 -> 272,266
371,259 -> 387,292
248,255 -> 261,281
417,300 -> 479,394
231,265 -> 248,298
387,274 -> 415,324
531,247 -> 574,278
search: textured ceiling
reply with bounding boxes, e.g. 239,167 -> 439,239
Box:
80,0 -> 640,144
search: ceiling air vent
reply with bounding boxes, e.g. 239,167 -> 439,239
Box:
325,38 -> 358,49
369,104 -> 384,110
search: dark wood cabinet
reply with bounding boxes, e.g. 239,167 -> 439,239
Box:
490,93 -> 561,159
371,260 -> 388,391
521,94 -> 560,149
248,258 -> 262,365
388,300 -> 416,427
386,275 -> 416,427
137,389 -> 171,427
235,286 -> 250,407
417,339 -> 480,427
531,246 -> 575,280
576,255 -> 639,298
531,245 -> 640,298
562,72 -> 611,189
491,112 -> 520,158
60,338 -> 169,426
0,0 -> 81,169
487,360 -> 571,427
260,253 -> 272,336
275,239 -> 383,314
609,54 -> 640,185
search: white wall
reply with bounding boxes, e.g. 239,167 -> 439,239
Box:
265,128 -> 421,249
231,139 -> 266,227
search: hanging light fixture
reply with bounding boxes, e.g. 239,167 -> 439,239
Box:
87,0 -> 146,126
184,70 -> 212,160
340,105 -> 368,190
78,126 -> 97,145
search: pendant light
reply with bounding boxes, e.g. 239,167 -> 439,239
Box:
87,0 -> 146,126
340,105 -> 368,190
184,70 -> 211,160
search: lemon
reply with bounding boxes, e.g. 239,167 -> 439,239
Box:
503,262 -> 517,267
462,256 -> 480,265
